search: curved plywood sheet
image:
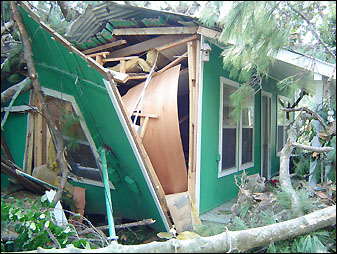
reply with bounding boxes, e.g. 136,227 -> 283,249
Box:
122,65 -> 188,194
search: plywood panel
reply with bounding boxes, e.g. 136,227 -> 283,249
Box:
122,65 -> 187,194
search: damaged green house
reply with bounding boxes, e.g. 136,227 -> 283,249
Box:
1,2 -> 335,233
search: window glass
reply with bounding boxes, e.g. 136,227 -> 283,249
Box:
220,81 -> 238,172
241,97 -> 254,165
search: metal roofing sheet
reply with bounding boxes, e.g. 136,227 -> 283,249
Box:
66,2 -> 198,44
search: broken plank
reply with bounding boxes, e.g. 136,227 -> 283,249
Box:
120,60 -> 126,74
197,26 -> 221,40
111,26 -> 198,36
24,92 -> 35,174
104,69 -> 129,83
187,40 -> 200,204
102,56 -> 139,62
156,34 -> 199,52
87,51 -> 110,58
156,52 -> 187,75
1,105 -> 37,113
96,55 -> 103,66
107,34 -> 188,59
127,75 -> 149,80
82,40 -> 127,55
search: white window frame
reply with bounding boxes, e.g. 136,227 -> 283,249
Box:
276,95 -> 291,156
218,77 -> 239,177
218,77 -> 255,177
239,94 -> 255,171
40,87 -> 115,189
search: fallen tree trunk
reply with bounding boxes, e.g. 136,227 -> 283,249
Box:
10,1 -> 70,205
24,205 -> 336,253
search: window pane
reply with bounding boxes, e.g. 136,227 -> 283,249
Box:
222,128 -> 236,170
223,85 -> 237,126
277,126 -> 284,152
242,128 -> 253,164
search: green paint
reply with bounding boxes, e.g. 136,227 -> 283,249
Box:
12,5 -> 169,233
102,28 -> 113,41
199,42 -> 281,214
1,90 -> 30,168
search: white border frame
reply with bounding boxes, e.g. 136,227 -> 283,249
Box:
218,77 -> 239,178
239,94 -> 255,171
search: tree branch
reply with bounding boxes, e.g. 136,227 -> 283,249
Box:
287,2 -> 336,61
1,77 -> 32,104
10,1 -> 70,205
291,142 -> 334,153
281,106 -> 329,130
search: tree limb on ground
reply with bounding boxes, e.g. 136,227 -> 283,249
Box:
10,1 -> 70,205
22,205 -> 336,253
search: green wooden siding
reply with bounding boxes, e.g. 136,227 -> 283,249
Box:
5,5 -> 170,232
199,42 -> 287,214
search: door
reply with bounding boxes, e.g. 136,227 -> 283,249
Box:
261,92 -> 272,179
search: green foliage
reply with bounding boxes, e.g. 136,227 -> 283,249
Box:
60,109 -> 82,152
2,44 -> 24,77
229,84 -> 255,121
194,223 -> 225,237
199,2 -> 223,28
1,195 -> 94,252
229,216 -> 247,231
291,234 -> 327,253
293,154 -> 311,176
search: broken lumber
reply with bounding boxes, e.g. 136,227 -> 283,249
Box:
78,219 -> 156,236
82,40 -> 127,55
111,26 -> 198,36
106,34 -> 188,58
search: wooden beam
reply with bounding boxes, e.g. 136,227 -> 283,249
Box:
24,91 -> 35,174
131,113 -> 159,118
156,35 -> 199,52
102,56 -> 138,62
104,69 -> 129,83
127,75 -> 149,80
107,34 -> 189,59
120,60 -> 126,74
197,26 -> 221,40
87,51 -> 110,58
81,40 -> 127,54
140,116 -> 150,139
96,55 -> 103,66
187,40 -> 200,204
111,27 -> 198,36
